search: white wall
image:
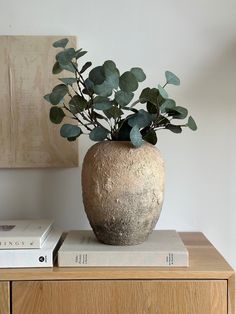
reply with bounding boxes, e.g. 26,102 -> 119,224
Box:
0,0 -> 235,268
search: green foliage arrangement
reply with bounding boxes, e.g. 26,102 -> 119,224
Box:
44,38 -> 197,147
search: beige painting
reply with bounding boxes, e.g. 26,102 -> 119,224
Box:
0,36 -> 78,168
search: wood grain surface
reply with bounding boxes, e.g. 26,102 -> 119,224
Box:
12,280 -> 227,314
0,282 -> 10,314
0,36 -> 78,168
0,232 -> 234,282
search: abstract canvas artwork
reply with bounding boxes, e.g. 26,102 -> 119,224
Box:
0,36 -> 78,168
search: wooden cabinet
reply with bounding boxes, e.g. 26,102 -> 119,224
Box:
0,233 -> 235,314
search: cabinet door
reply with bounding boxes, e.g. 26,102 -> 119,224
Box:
12,280 -> 227,314
0,282 -> 10,314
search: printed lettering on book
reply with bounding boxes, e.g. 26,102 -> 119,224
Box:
0,241 -> 27,247
75,253 -> 88,265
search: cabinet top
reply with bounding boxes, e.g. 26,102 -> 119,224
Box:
0,232 -> 234,281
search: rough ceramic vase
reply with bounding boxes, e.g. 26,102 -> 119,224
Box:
82,141 -> 165,245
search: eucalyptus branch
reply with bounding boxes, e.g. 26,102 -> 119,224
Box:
47,38 -> 196,145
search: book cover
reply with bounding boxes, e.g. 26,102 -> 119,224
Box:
0,229 -> 62,268
0,219 -> 53,249
58,230 -> 189,267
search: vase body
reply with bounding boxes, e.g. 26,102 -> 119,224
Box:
82,141 -> 165,245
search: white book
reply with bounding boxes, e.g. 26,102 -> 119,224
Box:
0,229 -> 62,268
58,230 -> 189,267
0,219 -> 53,249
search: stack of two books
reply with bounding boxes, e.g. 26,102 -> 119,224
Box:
0,220 -> 62,268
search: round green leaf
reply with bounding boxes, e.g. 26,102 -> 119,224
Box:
89,66 -> 105,85
128,109 -> 152,128
187,116 -> 197,131
115,91 -> 134,107
158,85 -> 168,99
93,96 -> 112,110
89,126 -> 109,141
60,124 -> 82,138
119,71 -> 138,92
49,107 -> 65,124
104,106 -> 123,119
59,62 -> 76,73
165,71 -> 180,86
69,95 -> 87,113
140,88 -> 159,105
93,81 -> 113,97
56,48 -> 76,66
49,84 -> 68,105
103,61 -> 120,90
52,61 -> 63,74
53,38 -> 69,48
130,67 -> 146,82
130,125 -> 143,147
174,106 -> 188,119
84,78 -> 94,94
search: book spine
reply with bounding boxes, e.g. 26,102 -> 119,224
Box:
58,251 -> 189,267
0,249 -> 53,268
0,237 -> 42,249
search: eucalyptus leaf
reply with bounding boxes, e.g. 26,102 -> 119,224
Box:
80,61 -> 92,74
139,88 -> 150,103
160,99 -> 176,112
52,61 -> 63,74
104,106 -> 123,119
53,38 -> 69,48
93,81 -> 113,97
89,126 -> 109,141
49,84 -> 68,105
49,107 -> 65,124
187,116 -> 197,130
158,84 -> 168,99
146,102 -> 158,114
69,95 -> 87,113
59,62 -> 76,73
119,71 -> 138,92
166,124 -> 182,133
128,109 -> 152,128
89,66 -> 105,85
56,48 -> 76,66
115,91 -> 134,107
84,78 -> 94,94
165,71 -> 180,86
103,60 -> 119,89
93,96 -> 112,110
130,67 -> 146,82
139,88 -> 159,105
165,106 -> 188,119
60,124 -> 82,138
130,125 -> 143,147
75,50 -> 87,59
59,77 -> 77,86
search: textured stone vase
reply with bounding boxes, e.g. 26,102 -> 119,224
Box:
82,141 -> 165,245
